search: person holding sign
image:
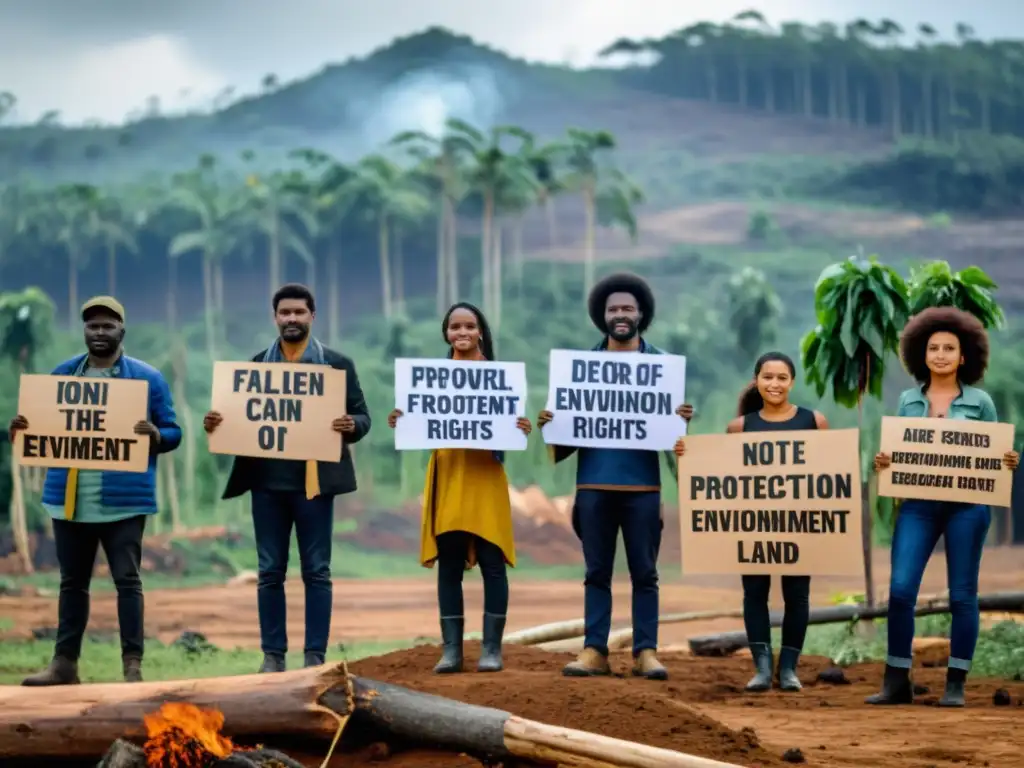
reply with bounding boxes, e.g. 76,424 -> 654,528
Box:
389,303 -> 532,674
203,284 -> 371,674
869,307 -> 1019,707
538,273 -> 692,681
9,296 -> 181,686
676,351 -> 828,693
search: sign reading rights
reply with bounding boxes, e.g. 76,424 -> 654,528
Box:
878,416 -> 1015,507
14,374 -> 150,472
207,361 -> 345,462
678,429 -> 863,576
542,349 -> 687,451
393,358 -> 528,451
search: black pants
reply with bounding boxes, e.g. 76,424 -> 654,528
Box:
741,575 -> 811,650
53,515 -> 147,661
436,532 -> 508,618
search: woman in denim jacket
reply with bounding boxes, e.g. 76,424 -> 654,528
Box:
868,307 -> 1019,707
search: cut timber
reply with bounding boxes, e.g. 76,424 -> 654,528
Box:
1,669 -> 744,768
503,716 -> 744,768
508,609 -> 744,646
688,591 -> 1024,656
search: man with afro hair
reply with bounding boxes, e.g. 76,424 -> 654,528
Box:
537,272 -> 692,681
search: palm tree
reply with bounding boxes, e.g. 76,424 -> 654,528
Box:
725,266 -> 784,360
801,254 -> 910,607
0,287 -> 56,574
89,191 -> 138,296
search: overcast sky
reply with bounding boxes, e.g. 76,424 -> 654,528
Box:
1,0 -> 1021,125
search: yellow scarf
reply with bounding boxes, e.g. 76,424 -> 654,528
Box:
281,339 -> 321,500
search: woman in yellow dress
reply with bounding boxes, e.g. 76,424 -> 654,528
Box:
388,302 -> 532,674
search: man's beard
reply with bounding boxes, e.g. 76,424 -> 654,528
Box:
279,323 -> 310,341
607,317 -> 638,342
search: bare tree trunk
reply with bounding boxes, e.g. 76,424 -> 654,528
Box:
394,226 -> 405,315
378,216 -> 393,320
213,259 -> 225,348
106,242 -> 117,296
481,190 -> 494,316
492,222 -> 503,329
67,250 -> 78,332
513,218 -> 525,286
170,345 -> 193,528
9,459 -> 32,574
582,183 -> 597,294
327,242 -> 341,346
435,205 -> 447,314
166,254 -> 177,332
305,254 -> 316,295
202,255 -> 217,361
269,207 -> 281,302
445,198 -> 459,303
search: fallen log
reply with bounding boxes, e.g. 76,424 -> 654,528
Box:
0,667 -> 744,768
688,591 -> 1024,656
508,609 -> 745,647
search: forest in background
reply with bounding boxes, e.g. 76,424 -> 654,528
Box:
2,13 -> 1024,573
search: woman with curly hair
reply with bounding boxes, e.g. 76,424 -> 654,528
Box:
868,307 -> 1019,707
675,351 -> 828,693
388,302 -> 532,674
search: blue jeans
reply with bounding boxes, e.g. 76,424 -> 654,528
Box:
573,489 -> 662,656
886,499 -> 990,672
251,491 -> 334,657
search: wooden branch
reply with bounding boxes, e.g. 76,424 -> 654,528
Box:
1,668 -> 746,768
688,591 -> 1024,656
508,610 -> 745,647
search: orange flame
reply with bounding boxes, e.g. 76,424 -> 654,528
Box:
142,702 -> 236,768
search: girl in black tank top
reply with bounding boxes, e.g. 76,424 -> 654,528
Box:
683,352 -> 828,694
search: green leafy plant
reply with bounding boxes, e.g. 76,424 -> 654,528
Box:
801,255 -> 910,408
906,260 -> 1005,329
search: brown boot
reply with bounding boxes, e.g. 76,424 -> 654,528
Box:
632,649 -> 668,681
562,647 -> 611,677
21,656 -> 80,686
122,656 -> 143,683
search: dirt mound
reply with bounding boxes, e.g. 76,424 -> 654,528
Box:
348,644 -> 1024,767
350,644 -> 785,766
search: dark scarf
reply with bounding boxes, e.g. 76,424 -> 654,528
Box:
262,335 -> 327,365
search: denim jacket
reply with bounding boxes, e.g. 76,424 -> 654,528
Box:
896,383 -> 998,423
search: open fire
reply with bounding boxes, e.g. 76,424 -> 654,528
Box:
97,702 -> 304,768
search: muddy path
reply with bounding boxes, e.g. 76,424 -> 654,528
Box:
3,547 -> 1023,649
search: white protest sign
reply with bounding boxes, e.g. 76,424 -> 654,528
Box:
393,357 -> 528,451
542,348 -> 687,451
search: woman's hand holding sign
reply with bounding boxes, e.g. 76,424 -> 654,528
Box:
8,414 -> 27,442
387,408 -> 403,429
1004,450 -> 1020,471
873,452 -> 891,472
676,403 -> 694,422
203,410 -> 222,434
673,437 -> 686,457
537,410 -> 553,428
516,417 -> 532,436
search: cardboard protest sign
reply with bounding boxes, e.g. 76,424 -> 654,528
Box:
393,358 -> 528,451
878,416 -> 1015,507
678,428 -> 863,576
207,361 -> 345,462
14,374 -> 150,472
542,349 -> 687,451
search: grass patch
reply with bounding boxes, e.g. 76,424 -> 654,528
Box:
0,636 -> 420,685
794,615 -> 1024,680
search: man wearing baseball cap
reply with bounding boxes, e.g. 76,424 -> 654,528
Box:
8,296 -> 181,685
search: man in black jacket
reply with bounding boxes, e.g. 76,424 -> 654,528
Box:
203,283 -> 371,672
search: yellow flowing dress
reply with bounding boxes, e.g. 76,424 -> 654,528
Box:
419,448 -> 516,569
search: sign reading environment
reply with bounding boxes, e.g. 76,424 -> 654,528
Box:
878,416 -> 1015,507
207,361 -> 345,462
393,358 -> 528,451
541,349 -> 686,451
677,429 -> 863,576
14,374 -> 150,472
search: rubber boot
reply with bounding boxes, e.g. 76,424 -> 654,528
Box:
865,664 -> 913,705
122,655 -> 143,683
745,643 -> 773,692
776,646 -> 802,691
477,612 -> 506,672
632,649 -> 669,681
258,653 -> 286,673
21,655 -> 80,686
304,651 -> 326,668
938,666 -> 967,708
562,647 -> 612,677
433,617 -> 464,674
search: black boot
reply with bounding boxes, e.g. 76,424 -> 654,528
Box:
304,651 -> 326,668
122,655 -> 143,683
433,617 -> 464,674
21,655 -> 80,686
938,666 -> 967,707
745,643 -> 773,692
776,646 -> 802,691
477,613 -> 506,672
258,653 -> 286,673
865,664 -> 913,705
